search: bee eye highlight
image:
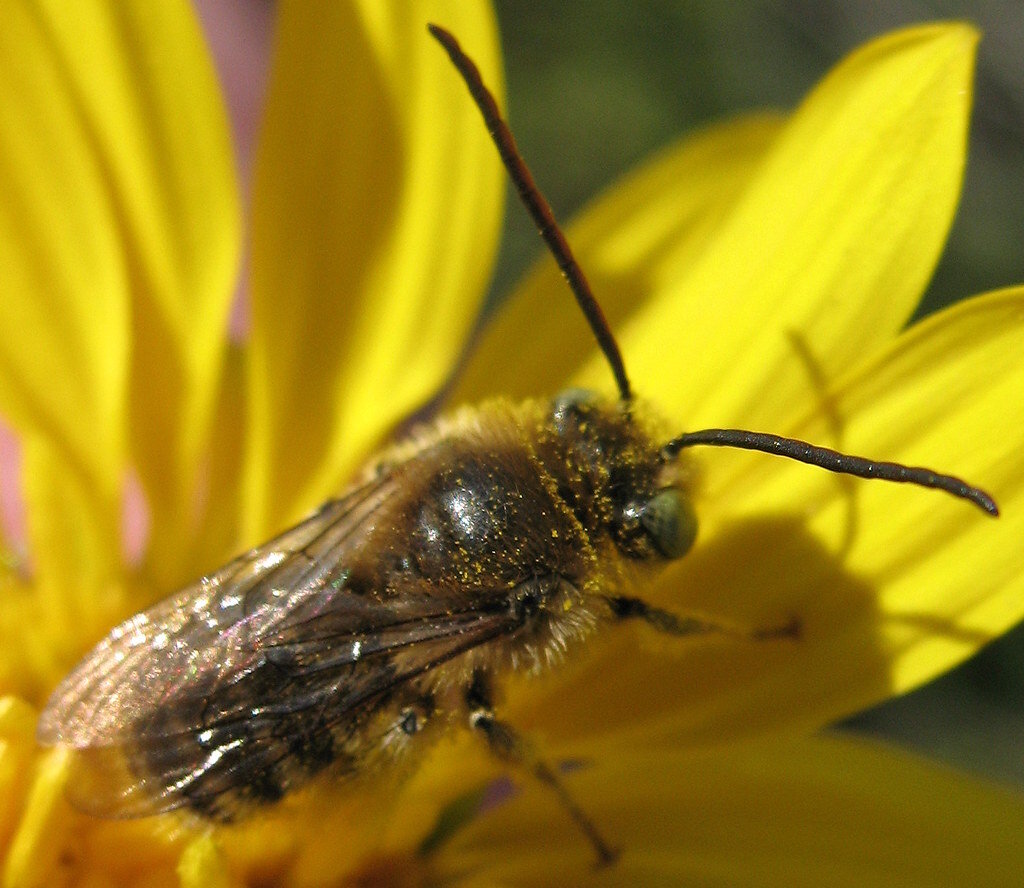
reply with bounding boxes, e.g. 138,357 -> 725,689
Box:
641,489 -> 698,559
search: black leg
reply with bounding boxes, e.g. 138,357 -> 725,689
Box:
605,595 -> 801,641
466,673 -> 618,867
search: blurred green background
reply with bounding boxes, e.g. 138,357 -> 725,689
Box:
490,0 -> 1024,786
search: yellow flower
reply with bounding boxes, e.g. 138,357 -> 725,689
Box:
0,4 -> 1022,888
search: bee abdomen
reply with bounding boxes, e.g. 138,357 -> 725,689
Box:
130,706 -> 353,821
126,656 -> 366,820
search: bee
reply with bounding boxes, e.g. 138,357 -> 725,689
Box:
38,24 -> 998,867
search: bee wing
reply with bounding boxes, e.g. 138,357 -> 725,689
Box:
38,473 -> 522,819
37,474 -> 398,749
67,600 -> 517,819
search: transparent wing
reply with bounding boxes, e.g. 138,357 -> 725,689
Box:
38,475 -> 397,748
37,472 -> 520,819
62,602 -> 515,819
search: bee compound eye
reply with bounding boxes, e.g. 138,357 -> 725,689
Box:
640,489 -> 698,559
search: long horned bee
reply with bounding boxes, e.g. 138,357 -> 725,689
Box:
38,24 -> 998,867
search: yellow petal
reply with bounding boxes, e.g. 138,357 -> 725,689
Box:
2,746 -> 73,888
0,2 -> 130,564
1,476 -> 122,703
184,345 -> 247,579
463,24 -> 974,438
619,23 -> 977,434
109,7 -> 241,583
20,438 -> 124,658
0,578 -> 54,704
0,2 -> 241,593
505,289 -> 1024,748
244,1 -> 503,538
721,288 -> 1024,695
454,113 -> 784,403
436,735 -> 1024,887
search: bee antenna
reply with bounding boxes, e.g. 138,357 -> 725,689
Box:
662,429 -> 999,516
429,23 -> 633,403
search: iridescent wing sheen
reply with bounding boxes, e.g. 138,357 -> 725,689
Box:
38,477 -> 392,749
61,603 -> 515,820
37,474 -> 520,818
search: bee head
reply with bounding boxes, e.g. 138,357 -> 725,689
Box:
547,390 -> 699,562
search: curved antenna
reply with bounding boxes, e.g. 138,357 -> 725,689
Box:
663,429 -> 999,516
429,24 -> 632,402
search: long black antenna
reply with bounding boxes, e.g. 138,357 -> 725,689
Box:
663,429 -> 999,516
429,24 -> 632,402
431,25 -> 998,520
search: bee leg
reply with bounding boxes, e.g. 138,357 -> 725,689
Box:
605,595 -> 801,641
466,675 -> 619,867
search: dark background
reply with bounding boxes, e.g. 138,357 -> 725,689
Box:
490,0 -> 1024,786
